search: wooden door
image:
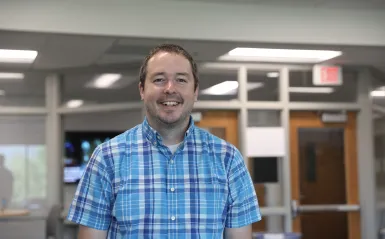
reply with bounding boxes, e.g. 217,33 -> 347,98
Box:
290,111 -> 360,239
194,110 -> 238,147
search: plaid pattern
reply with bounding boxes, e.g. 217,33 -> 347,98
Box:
67,117 -> 261,238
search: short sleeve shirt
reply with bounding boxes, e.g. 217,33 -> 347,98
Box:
67,117 -> 261,238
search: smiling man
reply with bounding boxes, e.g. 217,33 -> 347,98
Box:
67,44 -> 261,239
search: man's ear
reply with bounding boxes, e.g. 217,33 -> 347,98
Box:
194,85 -> 199,102
139,82 -> 144,100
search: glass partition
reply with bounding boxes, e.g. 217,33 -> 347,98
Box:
61,72 -> 140,107
248,69 -> 279,101
289,69 -> 358,102
198,69 -> 239,101
0,116 -> 46,210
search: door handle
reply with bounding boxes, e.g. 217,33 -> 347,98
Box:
298,204 -> 360,212
291,200 -> 299,219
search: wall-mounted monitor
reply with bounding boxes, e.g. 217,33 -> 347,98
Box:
63,131 -> 122,183
250,157 -> 279,184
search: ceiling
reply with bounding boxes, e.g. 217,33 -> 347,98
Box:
0,30 -> 384,107
170,0 -> 385,10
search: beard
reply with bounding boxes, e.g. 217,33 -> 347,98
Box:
145,101 -> 192,130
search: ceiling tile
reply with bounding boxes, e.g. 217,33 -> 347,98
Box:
33,35 -> 116,69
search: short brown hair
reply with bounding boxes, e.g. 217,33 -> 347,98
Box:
139,44 -> 199,90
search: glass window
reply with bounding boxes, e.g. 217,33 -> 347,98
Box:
198,69 -> 238,101
289,70 -> 358,102
248,110 -> 281,127
0,116 -> 46,209
61,72 -> 140,107
248,69 -> 280,101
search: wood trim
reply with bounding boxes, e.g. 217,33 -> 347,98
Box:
290,111 -> 360,239
344,113 -> 360,239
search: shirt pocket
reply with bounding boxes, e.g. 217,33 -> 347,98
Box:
113,179 -> 156,236
186,175 -> 228,232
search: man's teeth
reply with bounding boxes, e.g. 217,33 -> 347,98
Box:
162,102 -> 179,106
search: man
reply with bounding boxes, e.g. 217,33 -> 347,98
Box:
67,44 -> 261,238
0,154 -> 14,210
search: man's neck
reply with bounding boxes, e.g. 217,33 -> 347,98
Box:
147,117 -> 189,146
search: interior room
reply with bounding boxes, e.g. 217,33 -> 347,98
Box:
0,25 -> 384,239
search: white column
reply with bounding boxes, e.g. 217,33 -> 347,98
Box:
280,67 -> 292,232
238,66 -> 248,163
45,74 -> 62,208
265,183 -> 284,232
357,68 -> 377,239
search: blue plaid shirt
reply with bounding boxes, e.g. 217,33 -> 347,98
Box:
67,117 -> 261,238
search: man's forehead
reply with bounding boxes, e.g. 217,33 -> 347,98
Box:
148,52 -> 190,67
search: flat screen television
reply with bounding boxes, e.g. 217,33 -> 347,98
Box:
250,157 -> 279,184
63,131 -> 122,183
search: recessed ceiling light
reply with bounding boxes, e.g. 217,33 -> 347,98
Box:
66,99 -> 84,108
0,72 -> 24,80
201,81 -> 264,95
219,48 -> 342,63
289,87 -> 334,94
267,72 -> 279,78
0,49 -> 38,63
371,90 -> 385,97
87,73 -> 122,89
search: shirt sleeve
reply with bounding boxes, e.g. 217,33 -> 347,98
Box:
225,147 -> 262,228
67,145 -> 114,230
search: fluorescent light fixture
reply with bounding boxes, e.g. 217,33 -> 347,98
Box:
201,81 -> 238,95
0,49 -> 38,63
289,87 -> 334,94
91,73 -> 122,88
201,81 -> 263,95
219,48 -> 342,63
0,72 -> 24,79
267,72 -> 279,78
371,90 -> 385,97
66,99 -> 84,108
0,89 -> 5,95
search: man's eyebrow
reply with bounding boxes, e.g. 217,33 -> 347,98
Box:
149,72 -> 190,77
150,72 -> 166,78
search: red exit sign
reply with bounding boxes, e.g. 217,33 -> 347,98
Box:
313,65 -> 343,85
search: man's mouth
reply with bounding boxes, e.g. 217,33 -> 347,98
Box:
161,101 -> 180,106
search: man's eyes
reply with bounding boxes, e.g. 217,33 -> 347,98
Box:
153,78 -> 187,83
177,78 -> 187,83
153,78 -> 165,82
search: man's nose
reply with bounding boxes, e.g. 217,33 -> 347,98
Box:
164,80 -> 176,94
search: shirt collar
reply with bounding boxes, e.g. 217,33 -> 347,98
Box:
142,116 -> 195,145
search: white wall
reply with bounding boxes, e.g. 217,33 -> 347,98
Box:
0,0 -> 384,46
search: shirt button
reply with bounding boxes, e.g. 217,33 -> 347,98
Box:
171,216 -> 176,221
170,160 -> 174,164
170,187 -> 175,192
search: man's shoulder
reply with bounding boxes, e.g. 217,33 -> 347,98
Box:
98,124 -> 143,153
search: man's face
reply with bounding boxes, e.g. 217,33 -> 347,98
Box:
139,52 -> 198,127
